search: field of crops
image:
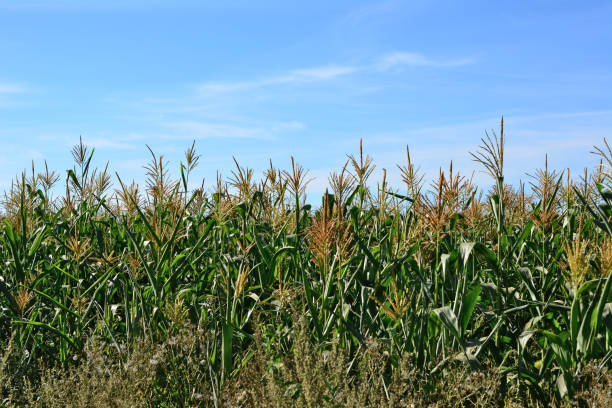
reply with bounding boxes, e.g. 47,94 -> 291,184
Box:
1,121 -> 611,407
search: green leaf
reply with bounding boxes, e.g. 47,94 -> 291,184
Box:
28,226 -> 47,257
459,285 -> 481,334
459,242 -> 476,268
570,295 -> 580,353
474,243 -> 499,267
66,169 -> 82,190
602,302 -> 612,331
222,322 -> 234,375
432,306 -> 460,340
387,191 -> 414,203
31,287 -> 80,318
13,320 -> 77,350
540,330 -> 572,371
235,201 -> 247,219
588,271 -> 612,351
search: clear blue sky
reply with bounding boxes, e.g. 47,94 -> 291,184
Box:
1,0 -> 611,199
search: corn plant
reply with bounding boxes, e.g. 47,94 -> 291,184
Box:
0,123 -> 610,406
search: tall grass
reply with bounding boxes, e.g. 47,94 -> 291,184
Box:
0,120 -> 611,407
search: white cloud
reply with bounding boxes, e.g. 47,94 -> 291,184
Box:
290,65 -> 357,80
379,52 -> 432,67
376,52 -> 475,70
167,121 -> 267,140
86,138 -> 135,150
0,82 -> 25,94
339,0 -> 403,27
505,109 -> 612,123
162,120 -> 304,141
198,65 -> 357,94
0,1 -> 201,10
197,52 -> 473,95
0,82 -> 28,108
26,149 -> 44,159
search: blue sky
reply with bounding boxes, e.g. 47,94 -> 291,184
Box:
0,0 -> 611,200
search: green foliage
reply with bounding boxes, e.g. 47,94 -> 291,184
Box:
0,127 -> 611,406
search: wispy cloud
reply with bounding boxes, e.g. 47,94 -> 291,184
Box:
86,138 -> 136,150
340,0 -> 403,27
0,82 -> 25,94
505,109 -> 612,123
162,120 -> 304,141
198,65 -> 357,94
291,66 -> 357,80
197,52 -> 473,95
376,52 -> 475,70
0,0 -> 202,10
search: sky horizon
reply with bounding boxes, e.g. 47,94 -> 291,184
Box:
1,1 -> 611,203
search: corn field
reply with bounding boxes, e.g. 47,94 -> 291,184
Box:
1,120 -> 611,407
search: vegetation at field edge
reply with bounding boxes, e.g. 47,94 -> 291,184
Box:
1,119 -> 611,407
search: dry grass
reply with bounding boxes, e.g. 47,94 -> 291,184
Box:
1,321 -> 610,407
1,326 -> 215,408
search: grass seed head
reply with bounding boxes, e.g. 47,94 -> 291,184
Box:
348,138 -> 375,190
564,221 -> 591,289
597,236 -> 612,277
